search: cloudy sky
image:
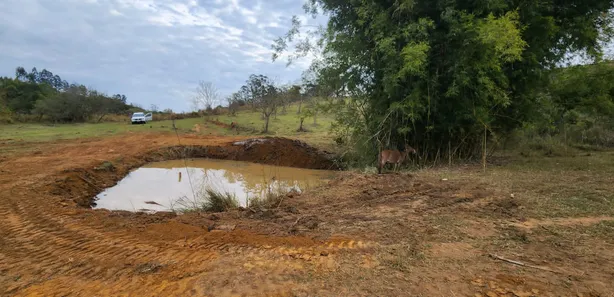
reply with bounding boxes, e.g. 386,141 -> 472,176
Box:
0,0 -> 325,111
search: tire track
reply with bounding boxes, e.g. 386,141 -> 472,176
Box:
0,135 -> 373,296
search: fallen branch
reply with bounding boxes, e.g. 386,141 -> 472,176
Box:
289,216 -> 303,230
276,195 -> 285,209
78,175 -> 101,191
489,254 -> 564,274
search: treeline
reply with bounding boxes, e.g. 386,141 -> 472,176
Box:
273,0 -> 614,164
532,61 -> 614,148
0,67 -> 139,123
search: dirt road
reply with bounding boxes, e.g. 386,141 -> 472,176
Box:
1,133 -> 613,296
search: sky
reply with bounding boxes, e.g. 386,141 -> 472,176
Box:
0,0 -> 326,112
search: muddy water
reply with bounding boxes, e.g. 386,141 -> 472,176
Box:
93,158 -> 336,212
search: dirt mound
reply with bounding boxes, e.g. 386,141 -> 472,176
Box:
231,137 -> 338,170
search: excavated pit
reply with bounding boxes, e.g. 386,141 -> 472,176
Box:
50,137 -> 341,208
93,158 -> 337,212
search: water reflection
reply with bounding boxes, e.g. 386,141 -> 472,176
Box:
93,158 -> 336,212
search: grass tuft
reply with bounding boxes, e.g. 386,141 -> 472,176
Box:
204,188 -> 239,212
171,188 -> 239,213
247,186 -> 299,210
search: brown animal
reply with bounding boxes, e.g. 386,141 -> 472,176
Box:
378,144 -> 417,174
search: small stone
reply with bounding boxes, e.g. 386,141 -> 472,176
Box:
320,250 -> 329,256
215,224 -> 236,231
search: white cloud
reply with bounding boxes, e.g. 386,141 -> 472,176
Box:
109,9 -> 123,16
0,0 -> 328,111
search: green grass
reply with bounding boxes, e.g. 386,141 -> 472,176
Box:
0,103 -> 337,148
209,103 -> 336,149
455,152 -> 614,219
0,117 -> 207,142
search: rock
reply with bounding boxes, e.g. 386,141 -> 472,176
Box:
214,224 -> 236,231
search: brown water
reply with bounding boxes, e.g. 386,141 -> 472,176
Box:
93,158 -> 336,212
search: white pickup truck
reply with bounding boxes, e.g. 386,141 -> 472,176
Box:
131,112 -> 152,124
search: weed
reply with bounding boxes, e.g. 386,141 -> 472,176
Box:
171,188 -> 239,213
248,185 -> 299,210
94,161 -> 115,171
204,189 -> 239,212
380,241 -> 426,272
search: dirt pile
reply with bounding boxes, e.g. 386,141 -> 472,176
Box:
231,137 -> 338,170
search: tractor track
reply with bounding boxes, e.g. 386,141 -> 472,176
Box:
0,134 -> 366,296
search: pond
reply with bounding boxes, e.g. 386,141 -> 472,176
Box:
93,158 -> 336,212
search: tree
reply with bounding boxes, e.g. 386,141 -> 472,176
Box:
259,84 -> 279,133
297,102 -> 315,132
240,74 -> 279,133
192,81 -> 219,113
273,0 -> 614,162
112,94 -> 127,103
150,104 -> 159,113
227,93 -> 241,116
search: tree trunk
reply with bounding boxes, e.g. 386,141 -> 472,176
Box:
97,113 -> 107,123
448,140 -> 451,167
299,118 -> 304,131
563,121 -> 568,155
264,115 -> 270,133
482,125 -> 487,173
297,99 -> 302,114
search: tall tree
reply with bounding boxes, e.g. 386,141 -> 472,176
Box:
273,0 -> 614,162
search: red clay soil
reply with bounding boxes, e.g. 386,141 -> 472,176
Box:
1,132 -> 613,296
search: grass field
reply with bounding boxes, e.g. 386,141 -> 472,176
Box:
0,103 -> 336,147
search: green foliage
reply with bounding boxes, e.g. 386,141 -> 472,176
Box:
274,0 -> 614,163
0,67 -> 134,123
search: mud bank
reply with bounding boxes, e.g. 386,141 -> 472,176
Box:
50,137 -> 340,208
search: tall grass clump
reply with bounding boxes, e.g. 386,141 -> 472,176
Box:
247,181 -> 301,210
171,188 -> 239,213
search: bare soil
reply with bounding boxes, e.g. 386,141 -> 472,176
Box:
1,132 -> 613,296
